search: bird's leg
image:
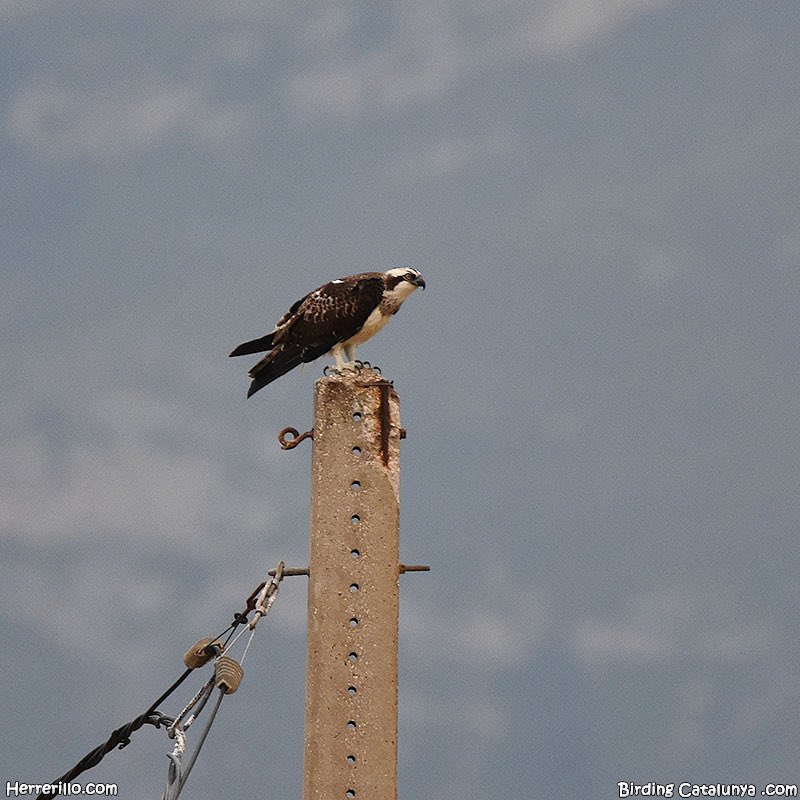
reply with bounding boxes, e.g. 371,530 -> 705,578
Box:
333,344 -> 348,369
343,345 -> 378,374
324,344 -> 348,376
344,344 -> 360,370
342,344 -> 363,372
326,344 -> 371,375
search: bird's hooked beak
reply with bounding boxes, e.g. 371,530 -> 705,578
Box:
412,275 -> 426,290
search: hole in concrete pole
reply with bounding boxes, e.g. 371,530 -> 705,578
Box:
351,480 -> 361,490
349,583 -> 359,593
352,446 -> 361,456
350,549 -> 360,559
347,720 -> 357,731
346,755 -> 356,765
352,411 -> 362,421
348,652 -> 358,662
349,617 -> 358,627
351,514 -> 360,525
348,685 -> 357,696
346,790 -> 356,798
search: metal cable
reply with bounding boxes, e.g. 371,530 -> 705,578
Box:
170,687 -> 226,799
36,674 -> 189,800
39,561 -> 289,800
161,727 -> 186,800
170,676 -> 216,740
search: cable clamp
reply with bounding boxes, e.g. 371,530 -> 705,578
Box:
249,561 -> 283,630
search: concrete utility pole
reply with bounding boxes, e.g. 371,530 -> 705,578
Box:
302,369 -> 403,800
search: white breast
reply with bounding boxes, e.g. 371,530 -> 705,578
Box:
343,304 -> 391,347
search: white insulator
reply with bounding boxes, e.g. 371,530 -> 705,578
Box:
214,656 -> 244,694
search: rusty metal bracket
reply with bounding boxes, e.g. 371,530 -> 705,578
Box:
268,566 -> 309,577
279,426 -> 313,450
264,564 -> 428,576
399,564 -> 430,574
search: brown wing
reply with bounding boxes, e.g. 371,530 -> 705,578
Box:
242,274 -> 386,397
277,274 -> 385,350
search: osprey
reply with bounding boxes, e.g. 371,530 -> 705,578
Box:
230,267 -> 426,397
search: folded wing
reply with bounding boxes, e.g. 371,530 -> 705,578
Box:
231,275 -> 386,397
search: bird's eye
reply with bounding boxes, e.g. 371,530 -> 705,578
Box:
405,272 -> 415,281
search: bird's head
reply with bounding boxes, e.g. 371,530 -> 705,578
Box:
384,267 -> 426,299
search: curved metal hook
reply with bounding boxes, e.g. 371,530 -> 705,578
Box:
278,426 -> 314,450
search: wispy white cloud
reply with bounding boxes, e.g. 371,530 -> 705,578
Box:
512,0 -> 672,57
6,83 -> 249,159
0,321 -> 272,552
0,555 -> 173,671
0,324 -> 298,666
570,584 -> 780,667
2,1 -> 675,155
403,690 -> 510,741
0,396 -> 268,551
402,566 -> 552,671
0,0 -> 43,16
286,16 -> 464,118
0,542 -> 308,680
286,0 -> 673,117
384,127 -> 517,184
296,4 -> 355,53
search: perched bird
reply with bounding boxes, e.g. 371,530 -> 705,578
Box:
229,267 -> 426,397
